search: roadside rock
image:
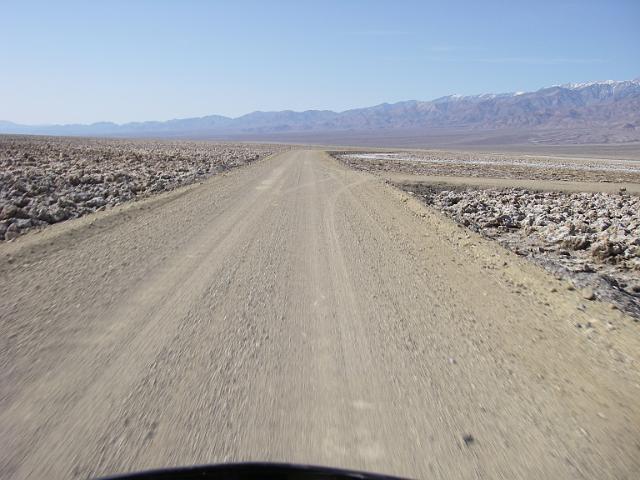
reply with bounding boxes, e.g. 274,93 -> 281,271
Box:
334,151 -> 640,184
4,223 -> 19,241
400,183 -> 640,317
0,135 -> 290,240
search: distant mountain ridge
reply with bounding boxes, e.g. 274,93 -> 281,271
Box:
2,79 -> 639,142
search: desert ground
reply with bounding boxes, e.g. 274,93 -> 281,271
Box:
0,136 -> 639,479
0,136 -> 291,240
334,150 -> 640,318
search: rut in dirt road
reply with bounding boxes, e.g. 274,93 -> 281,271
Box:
1,150 -> 639,480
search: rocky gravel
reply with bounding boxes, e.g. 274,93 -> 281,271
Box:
0,135 -> 290,240
401,183 -> 640,317
335,151 -> 640,183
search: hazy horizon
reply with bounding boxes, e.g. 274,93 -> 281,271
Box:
2,0 -> 639,124
2,77 -> 637,127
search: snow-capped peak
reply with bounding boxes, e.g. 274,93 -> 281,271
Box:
427,78 -> 639,105
559,79 -> 638,90
433,92 -> 518,103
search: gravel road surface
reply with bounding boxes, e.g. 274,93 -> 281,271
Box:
1,150 -> 639,479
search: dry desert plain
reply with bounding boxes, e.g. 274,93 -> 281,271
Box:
1,135 -> 639,479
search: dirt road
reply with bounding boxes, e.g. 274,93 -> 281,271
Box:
1,150 -> 639,479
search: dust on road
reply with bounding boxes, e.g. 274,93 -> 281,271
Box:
1,150 -> 639,479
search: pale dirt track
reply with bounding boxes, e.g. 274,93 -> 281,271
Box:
1,150 -> 639,479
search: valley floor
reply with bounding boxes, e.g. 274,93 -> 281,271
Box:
1,150 -> 639,479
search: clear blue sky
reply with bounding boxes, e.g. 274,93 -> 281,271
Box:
2,0 -> 639,124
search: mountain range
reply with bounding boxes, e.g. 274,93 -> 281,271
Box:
2,79 -> 639,144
